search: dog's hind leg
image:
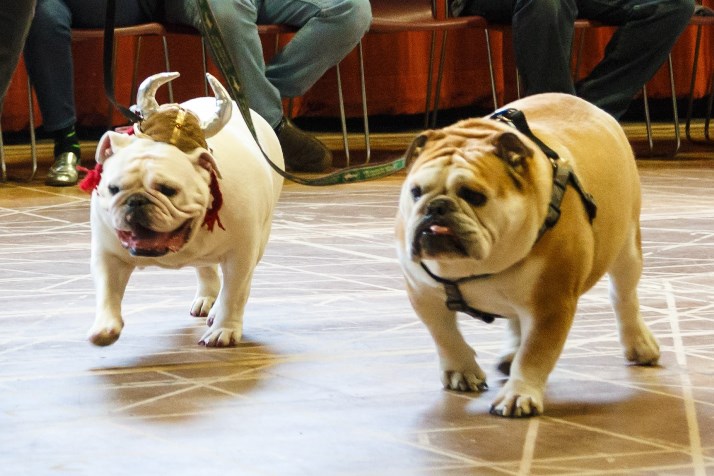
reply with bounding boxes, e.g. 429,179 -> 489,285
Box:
608,225 -> 660,365
190,265 -> 220,318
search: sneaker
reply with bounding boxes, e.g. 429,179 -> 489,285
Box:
276,118 -> 332,172
45,152 -> 79,186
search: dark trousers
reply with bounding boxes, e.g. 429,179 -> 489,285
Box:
22,0 -> 152,132
456,0 -> 694,119
0,0 -> 36,111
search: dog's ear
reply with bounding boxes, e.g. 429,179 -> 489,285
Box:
404,131 -> 431,167
187,148 -> 223,180
492,131 -> 534,171
95,131 -> 136,164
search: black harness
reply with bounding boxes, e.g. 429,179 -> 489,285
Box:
421,108 -> 598,323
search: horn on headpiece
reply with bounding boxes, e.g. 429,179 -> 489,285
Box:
200,73 -> 233,139
135,72 -> 181,120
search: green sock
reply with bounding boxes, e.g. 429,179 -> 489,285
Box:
53,126 -> 81,159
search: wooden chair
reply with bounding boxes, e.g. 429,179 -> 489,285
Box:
369,0 -> 493,127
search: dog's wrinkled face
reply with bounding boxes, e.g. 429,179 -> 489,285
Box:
399,119 -> 551,273
93,131 -> 218,257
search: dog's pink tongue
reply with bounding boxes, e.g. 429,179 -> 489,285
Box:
430,224 -> 453,235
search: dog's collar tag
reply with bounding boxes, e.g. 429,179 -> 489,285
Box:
419,262 -> 502,323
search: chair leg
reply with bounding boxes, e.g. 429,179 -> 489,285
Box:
357,41 -> 370,163
335,62 -> 350,166
430,30 -> 449,128
200,37 -> 209,96
3,76 -> 39,182
336,41 -> 371,166
423,32 -> 438,129
642,54 -> 680,157
0,124 -> 6,182
685,23 -> 714,144
484,29 -> 498,109
161,35 -> 174,102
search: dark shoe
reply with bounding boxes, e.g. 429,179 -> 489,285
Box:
45,152 -> 79,186
276,118 -> 332,172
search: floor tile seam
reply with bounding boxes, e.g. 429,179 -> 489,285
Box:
554,367 -> 699,403
540,415 -> 695,455
664,280 -> 706,473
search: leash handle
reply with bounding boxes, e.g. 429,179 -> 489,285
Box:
194,0 -> 405,186
103,0 -> 143,123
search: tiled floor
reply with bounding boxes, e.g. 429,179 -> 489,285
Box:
0,154 -> 713,475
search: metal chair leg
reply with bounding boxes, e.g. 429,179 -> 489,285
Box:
430,30 -> 449,128
484,29 -> 498,109
335,62 -> 351,166
642,54 -> 680,157
685,23 -> 714,144
424,32 -> 437,129
0,125 -> 6,182
357,41 -> 370,164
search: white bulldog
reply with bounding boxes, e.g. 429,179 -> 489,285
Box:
86,72 -> 284,347
396,93 -> 660,417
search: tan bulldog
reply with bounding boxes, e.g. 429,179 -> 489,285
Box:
395,93 -> 660,417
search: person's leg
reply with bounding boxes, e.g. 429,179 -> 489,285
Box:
260,0 -> 371,98
24,0 -> 153,185
457,0 -> 578,97
165,0 -> 370,172
576,0 -> 695,119
166,0 -> 285,128
0,0 -> 35,110
512,0 -> 578,96
23,0 -> 80,185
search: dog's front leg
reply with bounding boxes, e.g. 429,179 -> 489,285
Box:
190,265 -> 220,318
199,254 -> 255,347
408,284 -> 488,392
88,251 -> 134,346
490,304 -> 575,418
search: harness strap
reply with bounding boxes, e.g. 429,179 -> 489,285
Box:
420,107 -> 598,322
490,108 -> 559,159
419,263 -> 501,323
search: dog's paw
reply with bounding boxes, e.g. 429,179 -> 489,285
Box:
623,326 -> 660,366
199,326 -> 241,347
441,369 -> 488,392
88,321 -> 123,347
489,382 -> 543,418
190,296 -> 216,318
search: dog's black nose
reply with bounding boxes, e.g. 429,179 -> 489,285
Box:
426,198 -> 455,216
126,194 -> 149,208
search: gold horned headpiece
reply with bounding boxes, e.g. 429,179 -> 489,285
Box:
132,72 -> 232,152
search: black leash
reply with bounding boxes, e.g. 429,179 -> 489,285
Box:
101,0 -> 407,185
103,0 -> 142,123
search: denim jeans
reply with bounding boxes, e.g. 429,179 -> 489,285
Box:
165,0 -> 372,129
22,0 -> 154,133
454,0 -> 694,119
0,0 -> 35,111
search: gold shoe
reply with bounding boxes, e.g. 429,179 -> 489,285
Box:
45,152 -> 79,186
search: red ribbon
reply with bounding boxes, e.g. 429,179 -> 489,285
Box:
202,168 -> 224,231
77,163 -> 103,192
